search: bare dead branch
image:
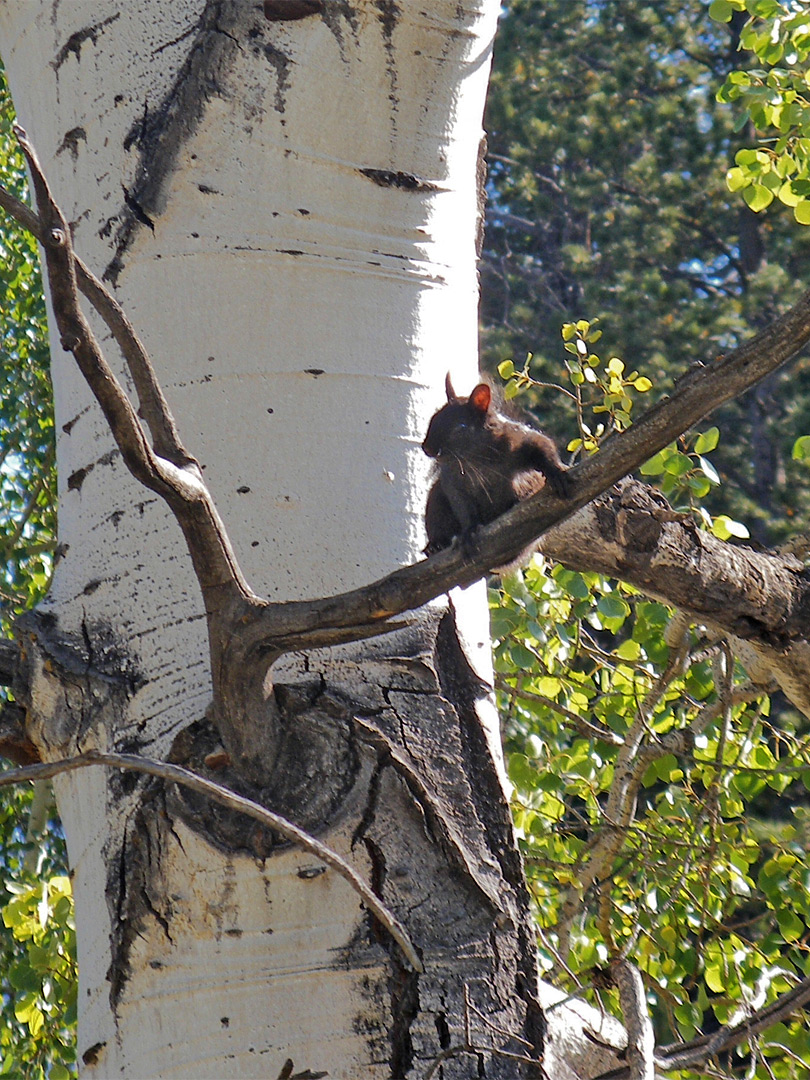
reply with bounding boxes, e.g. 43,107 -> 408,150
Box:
0,749 -> 423,973
557,637 -> 689,959
540,481 -> 810,718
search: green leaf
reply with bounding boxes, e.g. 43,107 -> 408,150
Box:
777,908 -> 804,942
498,359 -> 515,379
694,426 -> 720,453
615,639 -> 641,661
606,357 -> 624,376
794,199 -> 810,224
711,515 -> 750,540
708,0 -> 735,21
743,184 -> 774,211
697,455 -> 720,484
662,452 -> 693,477
792,434 -> 810,460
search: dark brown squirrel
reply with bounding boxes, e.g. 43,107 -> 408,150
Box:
422,374 -> 571,555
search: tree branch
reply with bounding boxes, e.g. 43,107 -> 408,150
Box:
594,973 -> 810,1078
0,749 -> 422,973
238,282 -> 810,654
5,130 -> 810,674
540,481 -> 810,718
656,974 -> 810,1072
612,960 -> 655,1080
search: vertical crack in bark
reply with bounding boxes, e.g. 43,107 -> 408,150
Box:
389,951 -> 420,1080
433,609 -> 546,1073
351,749 -> 421,1076
434,610 -> 522,886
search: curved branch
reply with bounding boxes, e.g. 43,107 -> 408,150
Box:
0,749 -> 423,973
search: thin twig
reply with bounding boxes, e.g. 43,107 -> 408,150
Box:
496,675 -> 624,746
0,749 -> 423,973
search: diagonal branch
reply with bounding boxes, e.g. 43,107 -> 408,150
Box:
0,749 -> 422,973
594,973 -> 810,1078
233,282 -> 810,653
656,973 -> 810,1072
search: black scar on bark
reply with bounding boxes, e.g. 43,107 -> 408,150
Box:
263,0 -> 324,19
103,1 -> 245,284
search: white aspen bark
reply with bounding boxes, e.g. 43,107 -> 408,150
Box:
0,3 -> 569,1078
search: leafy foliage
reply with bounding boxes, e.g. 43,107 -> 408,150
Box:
0,874 -> 76,1078
715,0 -> 810,222
493,327 -> 810,1074
486,11 -> 810,1065
0,64 -> 74,1078
0,71 -> 55,630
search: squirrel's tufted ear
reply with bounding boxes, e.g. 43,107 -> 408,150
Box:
444,372 -> 459,403
469,384 -> 491,413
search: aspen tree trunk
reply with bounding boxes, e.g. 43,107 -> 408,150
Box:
0,3 -> 623,1077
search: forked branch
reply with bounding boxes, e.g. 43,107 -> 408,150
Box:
11,126 -> 256,618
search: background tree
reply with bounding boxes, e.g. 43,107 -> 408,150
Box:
0,65 -> 73,1080
484,2 -> 810,1077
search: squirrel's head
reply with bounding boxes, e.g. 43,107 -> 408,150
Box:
422,376 -> 492,459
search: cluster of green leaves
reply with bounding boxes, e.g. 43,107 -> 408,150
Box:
495,553 -> 810,1076
714,0 -> 810,222
500,325 -> 750,542
492,308 -> 809,1072
485,23 -> 810,1067
0,781 -> 74,1079
1,875 -> 76,1078
0,63 -> 74,1078
0,69 -> 54,632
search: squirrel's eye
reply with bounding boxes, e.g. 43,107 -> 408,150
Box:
455,421 -> 467,431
